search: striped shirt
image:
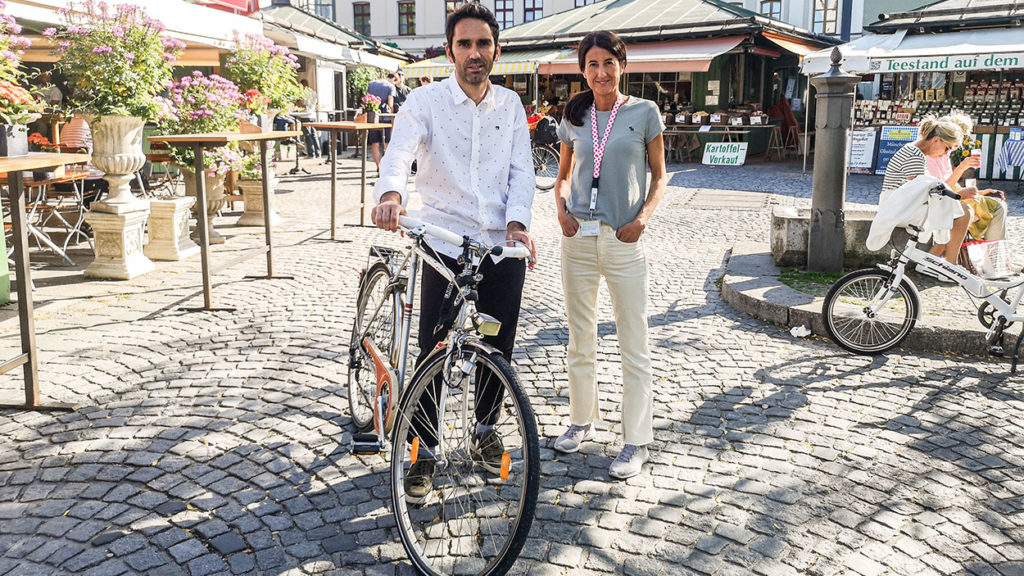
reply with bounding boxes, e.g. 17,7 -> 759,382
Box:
881,143 -> 927,194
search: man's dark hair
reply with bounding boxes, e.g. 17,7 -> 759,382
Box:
445,2 -> 499,50
387,72 -> 398,80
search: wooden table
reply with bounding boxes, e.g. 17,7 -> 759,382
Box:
147,131 -> 300,311
304,121 -> 393,238
0,152 -> 91,410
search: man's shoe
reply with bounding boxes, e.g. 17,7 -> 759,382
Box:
553,424 -> 594,454
404,457 -> 436,504
915,264 -> 955,284
470,429 -> 504,475
609,444 -> 648,480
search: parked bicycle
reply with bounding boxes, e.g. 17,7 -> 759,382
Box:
347,216 -> 539,576
529,115 -> 559,191
822,180 -> 1024,371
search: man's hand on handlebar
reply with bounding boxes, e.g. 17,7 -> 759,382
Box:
371,192 -> 406,232
506,222 -> 537,269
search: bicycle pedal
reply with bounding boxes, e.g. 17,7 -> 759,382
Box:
351,433 -> 383,455
987,345 -> 1005,357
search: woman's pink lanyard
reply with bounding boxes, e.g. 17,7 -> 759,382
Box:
589,95 -> 625,220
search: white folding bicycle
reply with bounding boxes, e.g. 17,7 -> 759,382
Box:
823,181 -> 1024,372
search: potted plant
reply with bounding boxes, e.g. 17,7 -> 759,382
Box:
26,132 -> 64,179
154,71 -> 244,245
0,0 -> 42,157
360,94 -> 382,124
240,88 -> 272,131
234,151 -> 281,227
222,33 -> 302,129
51,0 -> 184,208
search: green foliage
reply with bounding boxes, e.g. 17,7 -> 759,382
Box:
347,66 -> 387,111
52,1 -> 183,120
778,268 -> 844,297
222,33 -> 303,111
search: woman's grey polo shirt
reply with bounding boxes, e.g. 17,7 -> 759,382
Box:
556,96 -> 665,229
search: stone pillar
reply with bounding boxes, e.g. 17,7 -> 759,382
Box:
145,197 -> 199,261
84,208 -> 154,280
235,177 -> 282,227
808,47 -> 861,273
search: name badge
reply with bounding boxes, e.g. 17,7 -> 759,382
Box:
580,220 -> 600,237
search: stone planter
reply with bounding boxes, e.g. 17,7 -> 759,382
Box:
85,114 -> 148,211
145,196 -> 199,261
82,114 -> 152,280
235,177 -> 282,227
0,124 -> 28,157
180,166 -> 227,245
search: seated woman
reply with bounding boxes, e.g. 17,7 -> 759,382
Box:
926,111 -> 1006,246
880,116 -> 977,282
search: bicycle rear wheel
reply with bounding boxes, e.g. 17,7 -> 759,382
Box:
823,268 -> 919,355
348,262 -> 397,432
533,145 -> 558,191
390,346 -> 539,576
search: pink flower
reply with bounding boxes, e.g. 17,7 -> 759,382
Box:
92,45 -> 112,54
42,27 -> 57,37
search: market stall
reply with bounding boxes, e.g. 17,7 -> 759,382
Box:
803,4 -> 1024,180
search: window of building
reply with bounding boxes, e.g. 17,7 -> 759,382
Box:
495,0 -> 514,28
524,0 -> 543,22
313,0 -> 334,21
574,0 -> 596,6
813,0 -> 838,35
353,2 -> 371,36
399,1 -> 416,35
760,0 -> 781,19
446,0 -> 466,14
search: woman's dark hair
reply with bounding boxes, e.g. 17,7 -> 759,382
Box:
445,3 -> 500,54
565,31 -> 628,126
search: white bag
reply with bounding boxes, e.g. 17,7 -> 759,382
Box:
965,240 -> 1014,280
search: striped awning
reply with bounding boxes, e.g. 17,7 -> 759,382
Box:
403,48 -> 572,78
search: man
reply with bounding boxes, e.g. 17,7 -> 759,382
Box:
418,75 -> 433,87
393,70 -> 411,112
371,2 -> 536,502
366,72 -> 397,168
294,79 -> 320,158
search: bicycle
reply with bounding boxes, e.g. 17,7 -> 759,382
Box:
347,215 -> 540,576
529,115 -> 559,191
821,180 -> 1024,372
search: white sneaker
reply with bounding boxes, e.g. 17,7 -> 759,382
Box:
915,264 -> 954,284
553,424 -> 594,453
608,444 -> 648,479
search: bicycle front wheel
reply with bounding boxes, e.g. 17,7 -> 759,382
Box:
348,262 -> 397,432
533,145 -> 558,191
390,346 -> 539,576
823,269 -> 919,355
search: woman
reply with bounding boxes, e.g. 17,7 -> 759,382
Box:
880,115 -> 977,282
551,31 -> 667,480
926,111 -> 1006,247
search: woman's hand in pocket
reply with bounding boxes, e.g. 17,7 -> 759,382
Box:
616,218 -> 646,243
558,209 -> 579,237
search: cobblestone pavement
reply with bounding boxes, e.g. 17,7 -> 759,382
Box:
0,158 -> 1022,576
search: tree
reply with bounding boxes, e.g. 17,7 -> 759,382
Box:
347,66 -> 388,110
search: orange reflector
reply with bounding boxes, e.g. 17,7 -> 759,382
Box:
500,452 -> 511,481
411,437 -> 420,464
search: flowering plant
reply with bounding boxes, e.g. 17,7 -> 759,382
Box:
222,33 -> 302,111
950,134 -> 983,168
155,71 -> 243,174
241,88 -> 271,116
360,93 -> 382,113
50,1 -> 184,119
27,132 -> 57,152
0,79 -> 43,125
0,0 -> 31,83
237,151 -> 275,181
205,145 -> 244,178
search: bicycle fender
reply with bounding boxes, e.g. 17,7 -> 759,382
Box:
397,340 -> 503,409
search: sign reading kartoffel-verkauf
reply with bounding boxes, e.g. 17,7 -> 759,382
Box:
703,142 -> 747,166
870,53 -> 1024,73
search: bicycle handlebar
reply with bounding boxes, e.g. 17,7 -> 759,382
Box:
398,216 -> 533,261
931,183 -> 961,201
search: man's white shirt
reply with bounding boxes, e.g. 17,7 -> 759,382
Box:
373,77 -> 535,259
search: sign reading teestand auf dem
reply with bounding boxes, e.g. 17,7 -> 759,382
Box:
703,142 -> 748,166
